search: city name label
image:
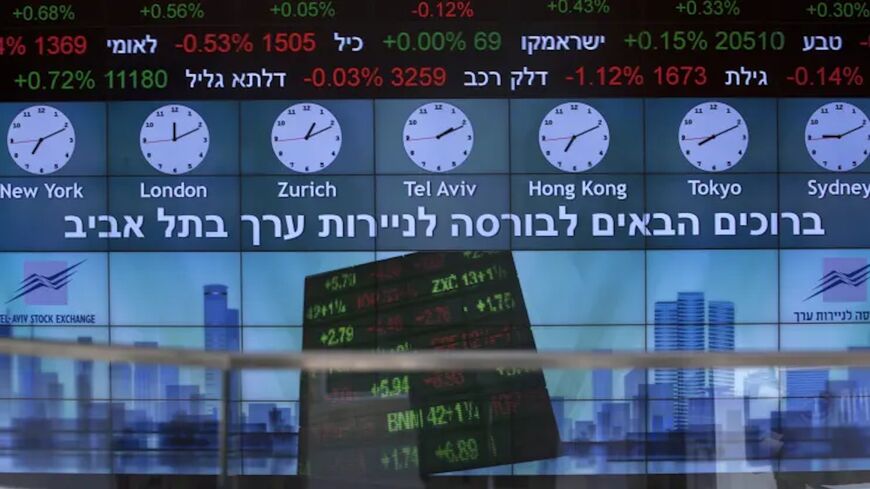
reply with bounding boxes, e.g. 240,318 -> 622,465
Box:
404,180 -> 478,198
527,180 -> 629,201
0,182 -> 84,200
807,179 -> 870,200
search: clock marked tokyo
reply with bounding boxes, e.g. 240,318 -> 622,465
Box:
140,104 -> 210,175
539,102 -> 610,173
7,105 -> 75,175
272,103 -> 342,173
679,101 -> 749,172
805,102 -> 869,172
404,102 -> 474,173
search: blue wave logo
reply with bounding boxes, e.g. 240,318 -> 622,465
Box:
805,264 -> 870,301
6,260 -> 85,304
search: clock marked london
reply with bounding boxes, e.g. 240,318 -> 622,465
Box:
539,102 -> 610,173
404,102 -> 474,172
272,103 -> 343,173
140,104 -> 210,175
805,102 -> 869,172
679,102 -> 749,172
7,105 -> 75,175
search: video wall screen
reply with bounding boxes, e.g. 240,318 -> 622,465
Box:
0,0 -> 868,480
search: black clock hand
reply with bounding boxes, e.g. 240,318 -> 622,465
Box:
43,127 -> 66,140
304,122 -> 316,140
172,122 -> 177,142
31,127 -> 66,155
435,121 -> 466,140
436,126 -> 458,139
307,124 -> 334,139
564,124 -> 602,153
698,124 -> 740,146
823,123 -> 867,139
564,134 -> 579,153
175,126 -> 201,141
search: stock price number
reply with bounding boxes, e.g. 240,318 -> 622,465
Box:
475,292 -> 516,314
435,437 -> 480,465
371,375 -> 410,398
319,325 -> 354,347
304,66 -> 447,89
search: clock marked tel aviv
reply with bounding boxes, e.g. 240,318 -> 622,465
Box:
404,102 -> 474,173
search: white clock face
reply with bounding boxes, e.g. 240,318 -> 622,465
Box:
805,102 -> 869,172
403,102 -> 474,172
679,102 -> 749,172
7,105 -> 75,175
140,104 -> 210,175
272,103 -> 342,173
539,102 -> 610,173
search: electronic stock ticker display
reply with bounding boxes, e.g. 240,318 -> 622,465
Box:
0,0 -> 868,484
301,251 -> 558,478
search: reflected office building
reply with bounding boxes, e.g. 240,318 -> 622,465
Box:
652,292 -> 736,431
0,285 -> 298,473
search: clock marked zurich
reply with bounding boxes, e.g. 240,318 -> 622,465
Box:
805,102 -> 869,172
272,103 -> 342,173
403,102 -> 474,172
679,101 -> 749,172
539,102 -> 610,172
7,105 -> 75,175
140,104 -> 209,175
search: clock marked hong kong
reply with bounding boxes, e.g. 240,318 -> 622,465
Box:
7,105 -> 75,175
539,102 -> 610,173
140,104 -> 210,175
272,103 -> 342,173
679,102 -> 749,172
404,102 -> 474,173
805,102 -> 869,172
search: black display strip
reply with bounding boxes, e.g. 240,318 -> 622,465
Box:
0,1 -> 866,99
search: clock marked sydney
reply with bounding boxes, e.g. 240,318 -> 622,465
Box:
679,101 -> 749,172
805,102 -> 869,172
140,104 -> 210,175
7,105 -> 75,175
272,103 -> 342,173
539,102 -> 610,173
404,102 -> 474,172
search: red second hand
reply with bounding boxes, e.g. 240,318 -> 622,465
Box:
683,135 -> 713,141
276,135 -> 308,142
543,135 -> 576,142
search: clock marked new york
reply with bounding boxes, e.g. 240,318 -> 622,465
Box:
539,102 -> 610,173
140,104 -> 210,175
7,105 -> 75,175
679,102 -> 749,172
272,103 -> 342,173
404,102 -> 474,173
805,102 -> 869,172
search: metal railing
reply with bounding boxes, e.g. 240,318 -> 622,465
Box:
1,337 -> 870,488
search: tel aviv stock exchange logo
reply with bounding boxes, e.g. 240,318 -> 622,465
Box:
805,258 -> 870,303
6,260 -> 85,305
